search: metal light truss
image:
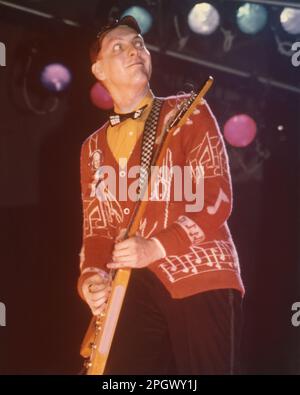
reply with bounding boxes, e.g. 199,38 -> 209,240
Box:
0,0 -> 299,94
229,0 -> 300,9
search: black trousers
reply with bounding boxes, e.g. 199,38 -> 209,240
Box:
105,268 -> 243,375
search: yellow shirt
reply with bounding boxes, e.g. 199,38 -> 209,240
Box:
107,91 -> 154,166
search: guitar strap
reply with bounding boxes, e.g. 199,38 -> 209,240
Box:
138,98 -> 163,197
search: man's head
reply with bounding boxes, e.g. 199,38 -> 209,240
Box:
95,16 -> 141,55
91,16 -> 152,94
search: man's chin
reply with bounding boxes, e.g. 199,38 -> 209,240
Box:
130,72 -> 150,86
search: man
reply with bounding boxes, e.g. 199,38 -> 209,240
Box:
78,16 -> 244,374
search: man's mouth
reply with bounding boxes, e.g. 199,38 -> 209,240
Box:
128,62 -> 144,67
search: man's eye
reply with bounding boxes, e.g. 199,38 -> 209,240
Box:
134,41 -> 144,49
113,43 -> 122,52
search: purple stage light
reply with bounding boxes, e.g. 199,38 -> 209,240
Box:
40,63 -> 72,92
90,82 -> 113,110
224,114 -> 257,147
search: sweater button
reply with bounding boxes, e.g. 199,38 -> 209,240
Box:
124,208 -> 130,215
119,170 -> 126,177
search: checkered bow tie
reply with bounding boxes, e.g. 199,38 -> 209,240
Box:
109,105 -> 148,127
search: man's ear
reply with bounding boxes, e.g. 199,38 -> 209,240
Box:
91,60 -> 106,81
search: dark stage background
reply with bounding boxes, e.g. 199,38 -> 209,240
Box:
0,0 -> 299,374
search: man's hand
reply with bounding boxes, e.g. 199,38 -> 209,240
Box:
107,236 -> 164,269
82,274 -> 111,316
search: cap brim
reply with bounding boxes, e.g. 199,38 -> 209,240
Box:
117,16 -> 141,35
97,16 -> 141,52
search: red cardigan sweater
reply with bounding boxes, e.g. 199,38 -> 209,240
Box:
78,96 -> 245,299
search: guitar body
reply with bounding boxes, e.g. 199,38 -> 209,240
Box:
81,268 -> 131,375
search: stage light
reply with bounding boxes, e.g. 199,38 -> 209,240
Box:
40,63 -> 72,92
90,82 -> 113,110
188,2 -> 220,35
236,3 -> 268,35
121,6 -> 153,34
280,7 -> 300,35
224,114 -> 257,148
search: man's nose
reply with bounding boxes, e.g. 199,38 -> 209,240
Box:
128,44 -> 139,57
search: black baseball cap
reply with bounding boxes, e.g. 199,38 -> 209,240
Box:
96,16 -> 141,54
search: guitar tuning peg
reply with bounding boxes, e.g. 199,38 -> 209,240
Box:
84,360 -> 92,369
89,342 -> 97,350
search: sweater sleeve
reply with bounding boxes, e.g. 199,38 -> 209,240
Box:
77,138 -> 115,300
152,100 -> 233,257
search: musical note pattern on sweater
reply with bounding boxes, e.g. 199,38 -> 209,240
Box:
159,240 -> 239,284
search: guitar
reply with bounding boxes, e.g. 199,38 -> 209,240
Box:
80,76 -> 214,375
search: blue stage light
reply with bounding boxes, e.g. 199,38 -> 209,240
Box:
236,3 -> 268,35
121,6 -> 153,35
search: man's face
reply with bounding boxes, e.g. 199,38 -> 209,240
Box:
94,26 -> 152,91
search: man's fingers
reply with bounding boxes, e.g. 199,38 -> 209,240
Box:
86,273 -> 106,284
112,249 -> 132,259
115,228 -> 127,242
89,293 -> 111,314
88,283 -> 107,293
92,297 -> 108,309
89,290 -> 109,302
82,274 -> 107,294
107,262 -> 134,269
114,238 -> 133,251
92,303 -> 107,316
112,254 -> 137,263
